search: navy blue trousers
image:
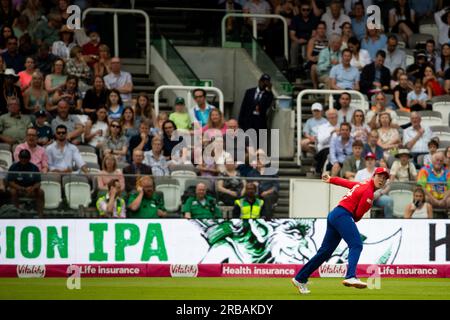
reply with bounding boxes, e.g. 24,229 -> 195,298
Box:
295,206 -> 363,283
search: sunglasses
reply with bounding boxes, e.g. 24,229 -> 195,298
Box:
111,124 -> 120,128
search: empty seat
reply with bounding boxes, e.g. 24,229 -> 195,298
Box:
418,110 -> 443,127
63,175 -> 92,210
430,126 -> 450,142
40,174 -> 62,210
408,33 -> 433,49
171,170 -> 198,192
0,150 -> 12,168
396,110 -> 411,126
155,183 -> 181,213
388,182 -> 414,218
86,162 -> 101,173
405,54 -> 414,67
431,101 -> 450,126
0,143 -> 11,151
419,24 -> 438,43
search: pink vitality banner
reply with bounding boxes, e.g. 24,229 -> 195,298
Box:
1,264 -> 449,278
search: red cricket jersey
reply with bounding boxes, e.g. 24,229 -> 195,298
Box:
329,177 -> 376,222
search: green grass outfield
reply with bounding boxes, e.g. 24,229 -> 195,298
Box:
0,278 -> 449,300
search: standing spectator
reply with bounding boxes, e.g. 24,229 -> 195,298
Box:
33,12 -> 61,47
65,46 -> 91,93
97,155 -> 125,195
238,74 -> 274,133
404,186 -> 433,219
314,33 -> 342,89
347,36 -> 371,71
341,140 -> 365,180
304,21 -> 328,81
383,35 -> 406,74
169,97 -> 192,131
0,68 -> 23,114
328,122 -> 353,176
128,176 -> 167,218
232,182 -> 267,219
390,149 -> 417,182
322,0 -> 351,38
13,127 -> 48,173
360,50 -> 391,100
423,66 -> 446,99
23,70 -> 49,115
7,149 -> 44,217
82,75 -> 108,119
1,35 -> 25,72
362,130 -> 384,161
143,136 -> 170,176
350,109 -> 370,143
336,92 -> 357,124
128,120 -> 154,162
93,44 -> 111,78
434,7 -> 450,47
45,124 -> 88,174
377,112 -> 401,159
44,58 -> 66,100
103,57 -> 133,106
106,89 -> 124,122
50,99 -> 84,145
423,138 -> 440,167
191,88 -> 216,128
102,120 -> 128,164
217,158 -> 246,206
350,1 -> 366,41
403,112 -> 433,162
361,28 -> 387,61
51,25 -> 76,61
96,179 -> 126,218
0,96 -> 30,145
314,108 -> 340,174
82,30 -> 101,68
120,106 -> 139,143
388,0 -> 416,45
122,149 -> 153,193
84,105 -> 108,149
407,79 -> 430,112
330,49 -> 360,90
392,74 -> 411,112
182,182 -> 222,219
17,56 -> 35,92
301,102 -> 328,155
33,110 -> 53,147
51,75 -> 82,114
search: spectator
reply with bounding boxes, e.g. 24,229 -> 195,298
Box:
18,33 -> 37,58
162,119 -> 187,161
127,175 -> 167,218
203,108 -> 228,140
417,151 -> 450,210
344,0 -> 373,16
84,105 -> 108,149
340,22 -> 353,49
51,75 -> 82,115
377,112 -> 401,159
17,56 -> 35,92
223,118 -> 256,163
182,182 -> 222,219
0,96 -> 30,145
0,68 -> 23,114
423,66 -> 446,99
7,149 -> 44,217
390,67 -> 406,90
406,51 -> 428,83
361,27 -> 387,61
403,112 -> 433,162
23,70 -> 49,115
409,0 -> 434,22
50,0 -> 70,24
103,57 -> 133,106
51,25 -> 76,61
388,0 -> 416,45
152,112 -> 168,137
45,124 -> 88,174
304,21 -> 328,81
128,120 -> 153,162
33,109 -> 53,147
238,74 -> 274,134
350,1 -> 366,41
390,148 -> 417,182
425,39 -> 438,71
341,139 -> 365,179
243,0 -> 272,33
445,146 -> 450,169
65,46 -> 91,93
0,1 -> 19,32
220,0 -> 244,39
82,75 -> 108,119
217,157 -> 246,206
434,7 -> 450,47
13,127 -> 48,173
383,35 -> 406,74
360,50 -> 391,99
120,106 -> 139,143
322,0 -> 351,38
362,130 -> 384,161
232,182 -> 267,218
275,0 -> 298,26
50,99 -> 84,145
22,0 -> 44,39
191,88 -> 216,128
102,120 -> 128,164
314,108 -> 340,174
134,92 -> 155,128
347,36 -> 370,71
0,54 -> 4,73
0,25 -> 14,53
336,92 -> 356,124
97,154 -> 125,195
33,12 -> 61,47
106,88 -> 124,122
407,79 -> 430,112
329,48 -> 360,90
1,35 -> 25,73
169,97 -> 191,131
350,109 -> 370,143
143,136 -> 170,176
44,58 -> 66,100
355,154 -> 394,218
93,44 -> 111,78
96,178 -> 126,218
314,33 -> 341,89
423,138 -> 440,167
82,30 -> 101,68
199,136 -> 231,176
12,14 -> 30,41
404,186 -> 433,219
436,44 -> 450,80
392,74 -> 411,112
122,149 -> 152,193
328,122 -> 353,176
301,102 -> 328,155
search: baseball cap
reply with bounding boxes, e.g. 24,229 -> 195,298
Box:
311,103 -> 323,111
416,51 -> 426,58
365,152 -> 376,160
373,167 -> 390,177
35,110 -> 46,117
175,97 -> 185,105
260,73 -> 271,81
18,149 -> 31,159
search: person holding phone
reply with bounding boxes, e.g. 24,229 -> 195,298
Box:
404,186 -> 433,218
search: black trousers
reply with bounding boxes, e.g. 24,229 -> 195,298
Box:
314,148 -> 330,174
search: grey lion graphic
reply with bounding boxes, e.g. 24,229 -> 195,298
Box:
192,219 -> 402,265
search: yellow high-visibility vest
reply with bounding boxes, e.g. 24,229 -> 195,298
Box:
235,198 -> 264,219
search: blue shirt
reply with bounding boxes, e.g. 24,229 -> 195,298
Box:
351,17 -> 367,41
303,117 -> 328,137
330,64 -> 360,89
361,34 -> 387,60
330,135 -> 353,164
409,0 -> 434,16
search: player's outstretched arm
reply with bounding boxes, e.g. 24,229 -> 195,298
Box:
322,174 -> 331,183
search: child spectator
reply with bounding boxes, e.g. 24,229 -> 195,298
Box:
407,79 -> 429,112
169,97 -> 192,131
392,74 -> 410,111
404,186 -> 432,218
423,138 -> 439,167
32,110 -> 53,147
106,89 -> 124,122
134,92 -> 155,128
151,112 -> 168,136
120,106 -> 139,143
423,66 -> 446,99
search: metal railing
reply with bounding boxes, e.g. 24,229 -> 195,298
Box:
221,13 -> 289,61
296,89 -> 366,166
82,8 -> 151,75
154,85 -> 225,117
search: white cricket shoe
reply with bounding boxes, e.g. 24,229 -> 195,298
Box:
342,277 -> 367,289
291,278 -> 311,294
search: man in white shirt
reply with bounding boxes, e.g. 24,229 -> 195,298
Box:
314,108 -> 339,174
301,102 -> 328,155
435,8 -> 450,47
322,0 -> 351,38
103,57 -> 133,105
403,112 -> 433,163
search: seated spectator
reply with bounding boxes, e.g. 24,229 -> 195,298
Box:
329,48 -> 360,90
127,175 -> 167,218
13,127 -> 48,173
0,96 -> 31,145
390,149 -> 417,182
232,182 -> 266,219
404,186 -> 433,219
336,92 -> 356,124
367,92 -> 400,130
314,108 -> 340,174
162,119 -> 187,161
0,54 -> 4,73
423,66 -> 446,99
33,110 -> 53,147
301,102 -> 328,155
7,149 -> 44,217
355,154 -> 394,218
217,158 -> 246,206
102,120 -> 128,164
403,112 -> 433,164
33,42 -> 57,77
96,178 -> 126,218
97,154 -> 125,195
406,51 -> 428,83
128,120 -> 154,162
134,92 -> 155,128
340,22 -> 353,49
169,97 -> 192,131
22,0 -> 44,35
18,56 -> 36,92
222,118 -> 256,164
314,33 -> 342,88
388,0 -> 416,45
203,108 -> 228,140
12,15 -> 29,41
1,35 -> 25,73
444,146 -> 450,169
143,136 -> 170,176
190,88 -> 216,128
46,124 -> 88,174
423,138 -> 439,167
182,182 -> 221,219
51,25 -> 76,61
0,26 -> 14,53
120,106 -> 139,143
390,67 -> 406,90
304,21 -> 328,81
350,109 -> 370,143
377,112 -> 401,159
322,0 -> 351,38
106,88 -> 124,122
417,152 -> 450,210
103,57 -> 133,106
23,71 -> 49,115
435,44 -> 450,81
0,68 -> 23,115
51,99 -> 84,145
50,0 -> 70,23
361,27 -> 387,61
347,36 -> 370,71
360,50 -> 391,100
65,46 -> 91,93
84,106 -> 108,149
328,122 -> 353,176
425,39 -> 438,72
33,12 -> 62,47
350,1 -> 366,41
198,136 -> 230,177
407,79 -> 430,112
122,149 -> 152,193
341,139 -> 365,180
51,75 -> 82,114
44,58 -> 66,100
384,35 -> 406,75
82,30 -> 101,68
82,75 -> 109,119
18,34 -> 37,61
362,130 -> 384,161
392,74 -> 410,112
93,44 -> 111,78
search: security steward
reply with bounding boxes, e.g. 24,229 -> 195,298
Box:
232,182 -> 266,219
182,182 -> 222,219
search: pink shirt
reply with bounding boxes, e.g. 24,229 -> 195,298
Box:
14,143 -> 48,172
18,71 -> 33,91
97,169 -> 126,191
202,123 -> 228,139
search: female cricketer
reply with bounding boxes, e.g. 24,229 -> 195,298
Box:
292,167 -> 390,294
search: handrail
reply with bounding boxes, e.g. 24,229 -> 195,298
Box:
154,6 -> 243,13
296,89 -> 366,166
82,8 -> 151,75
154,85 -> 225,117
221,13 -> 288,61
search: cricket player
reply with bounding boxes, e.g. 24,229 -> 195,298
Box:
292,167 -> 390,294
